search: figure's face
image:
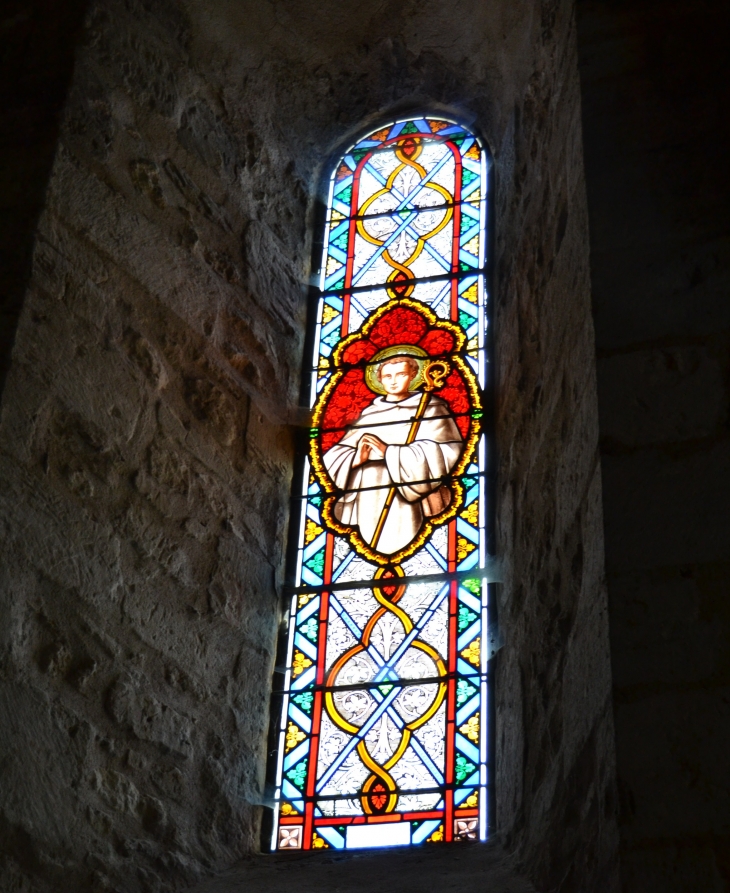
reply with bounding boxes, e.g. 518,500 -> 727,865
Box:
379,360 -> 416,400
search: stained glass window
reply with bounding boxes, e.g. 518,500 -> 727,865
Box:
270,117 -> 493,852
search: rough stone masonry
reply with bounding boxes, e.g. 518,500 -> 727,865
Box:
0,1 -> 618,891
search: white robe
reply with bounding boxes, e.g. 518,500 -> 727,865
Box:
323,392 -> 463,555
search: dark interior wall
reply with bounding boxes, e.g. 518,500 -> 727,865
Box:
0,0 -> 89,395
577,1 -> 730,889
0,1 -> 616,891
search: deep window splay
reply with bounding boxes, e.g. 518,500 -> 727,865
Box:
271,117 -> 492,852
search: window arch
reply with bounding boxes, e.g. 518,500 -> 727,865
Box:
270,117 -> 493,852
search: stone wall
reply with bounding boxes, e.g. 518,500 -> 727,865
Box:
0,1 -> 616,891
577,0 -> 730,889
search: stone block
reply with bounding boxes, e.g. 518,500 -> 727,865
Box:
615,686 -> 730,842
597,345 -> 727,447
609,563 -> 730,691
601,440 -> 730,572
621,839 -> 729,893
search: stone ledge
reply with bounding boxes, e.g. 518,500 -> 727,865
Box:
188,840 -> 537,893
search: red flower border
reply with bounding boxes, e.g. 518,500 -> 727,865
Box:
310,298 -> 482,565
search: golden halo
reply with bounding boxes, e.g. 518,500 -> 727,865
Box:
365,344 -> 428,395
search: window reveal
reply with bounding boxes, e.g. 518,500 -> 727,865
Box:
272,118 -> 492,851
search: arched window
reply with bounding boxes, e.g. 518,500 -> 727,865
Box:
270,117 -> 492,852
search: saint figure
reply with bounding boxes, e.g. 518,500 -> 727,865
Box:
323,347 -> 463,556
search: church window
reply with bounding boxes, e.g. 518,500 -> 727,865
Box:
270,117 -> 492,851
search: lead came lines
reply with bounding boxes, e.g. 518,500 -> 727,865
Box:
273,116 -> 490,852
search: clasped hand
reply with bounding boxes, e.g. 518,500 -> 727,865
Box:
353,433 -> 387,466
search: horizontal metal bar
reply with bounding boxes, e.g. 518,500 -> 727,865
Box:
273,670 -> 486,693
309,411 -> 480,439
291,467 -> 488,503
271,782 -> 490,805
326,196 -> 487,225
319,268 -> 487,298
311,345 -> 486,371
283,562 -> 500,597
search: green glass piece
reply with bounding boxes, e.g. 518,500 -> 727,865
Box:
458,604 -> 479,632
459,310 -> 475,332
401,121 -> 419,134
456,678 -> 477,707
286,761 -> 307,790
330,276 -> 345,290
322,328 -> 340,348
462,168 -> 478,186
462,578 -> 481,596
352,148 -> 368,162
304,548 -> 325,577
299,617 -> 319,642
377,683 -> 394,696
460,215 -> 475,233
292,691 -> 314,714
338,184 -> 353,205
455,755 -> 477,782
332,232 -> 349,250
460,261 -> 475,271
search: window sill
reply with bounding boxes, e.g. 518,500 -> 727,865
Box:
188,838 -> 536,893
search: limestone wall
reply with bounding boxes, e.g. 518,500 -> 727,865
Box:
578,0 -> 730,888
0,1 -> 616,890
